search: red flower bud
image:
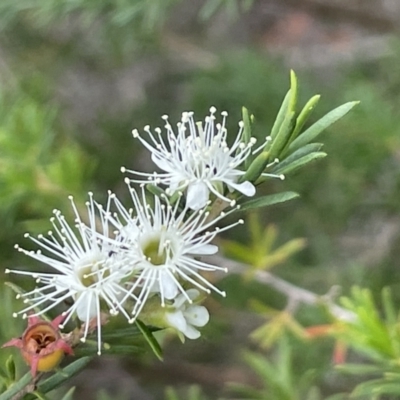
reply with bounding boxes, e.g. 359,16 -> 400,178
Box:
2,314 -> 74,376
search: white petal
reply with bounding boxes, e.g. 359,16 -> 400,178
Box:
186,181 -> 209,210
159,270 -> 179,299
183,324 -> 201,340
166,311 -> 187,332
184,305 -> 209,327
76,292 -> 97,322
151,153 -> 171,171
173,292 -> 188,309
227,180 -> 255,196
194,243 -> 218,255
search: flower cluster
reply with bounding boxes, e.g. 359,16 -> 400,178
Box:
5,108 -> 272,360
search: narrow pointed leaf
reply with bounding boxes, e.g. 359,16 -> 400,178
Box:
146,184 -> 166,198
5,356 -> 15,382
351,379 -> 400,397
273,152 -> 327,175
136,320 -> 163,361
239,191 -> 299,211
239,151 -> 270,183
288,101 -> 359,152
382,287 -> 396,326
37,356 -> 93,394
268,111 -> 296,161
32,391 -> 49,400
60,387 -> 76,400
336,363 -> 385,375
275,143 -> 323,171
0,371 -> 33,400
242,107 -> 254,169
285,94 -> 320,150
242,107 -> 252,145
288,70 -> 298,114
269,89 -> 290,142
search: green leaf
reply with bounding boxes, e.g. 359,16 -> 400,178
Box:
285,94 -> 321,150
242,107 -> 254,169
288,101 -> 359,152
239,191 -> 299,211
242,106 -> 252,144
146,184 -> 167,198
268,111 -> 296,161
273,152 -> 327,175
239,151 -> 270,183
36,356 -> 93,394
75,344 -> 143,357
273,143 -> 323,172
0,371 -> 32,400
0,367 -> 9,382
269,90 -> 291,142
32,391 -> 49,400
100,325 -> 143,340
351,379 -> 400,397
336,363 -> 385,375
382,287 -> 396,326
136,320 -> 163,361
60,386 -> 76,400
288,70 -> 298,114
5,356 -> 15,382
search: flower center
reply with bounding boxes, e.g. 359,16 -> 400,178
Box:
142,234 -> 175,266
78,265 -> 97,287
75,252 -> 108,288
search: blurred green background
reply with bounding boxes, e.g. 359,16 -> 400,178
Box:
1,0 -> 400,398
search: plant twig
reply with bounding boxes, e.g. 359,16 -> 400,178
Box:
210,254 -> 355,322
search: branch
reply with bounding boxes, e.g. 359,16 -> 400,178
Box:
210,254 -> 355,322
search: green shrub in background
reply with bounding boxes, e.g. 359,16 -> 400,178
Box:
1,1 -> 400,399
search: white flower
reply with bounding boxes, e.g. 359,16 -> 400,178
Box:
7,193 -> 136,355
108,186 -> 243,320
122,107 -> 258,210
165,289 -> 209,339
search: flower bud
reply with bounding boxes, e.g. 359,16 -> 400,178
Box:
139,290 -> 209,340
2,314 -> 73,376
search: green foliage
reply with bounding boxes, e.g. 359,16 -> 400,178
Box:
135,320 -> 163,361
239,191 -> 299,211
236,71 -> 357,211
266,71 -> 358,176
332,287 -> 400,398
0,0 -> 179,31
229,336 -> 321,400
0,89 -> 94,243
0,0 -> 399,398
165,385 -> 208,400
0,357 -> 92,400
199,0 -> 254,21
222,213 -> 306,272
